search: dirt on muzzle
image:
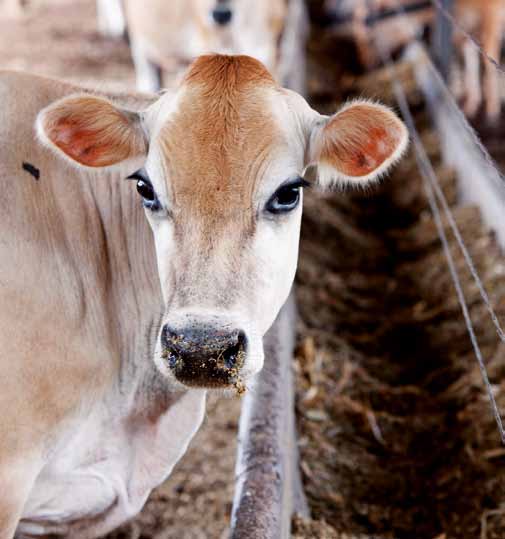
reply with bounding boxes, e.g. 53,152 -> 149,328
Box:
161,331 -> 247,393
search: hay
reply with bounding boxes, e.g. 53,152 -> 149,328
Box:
295,122 -> 505,538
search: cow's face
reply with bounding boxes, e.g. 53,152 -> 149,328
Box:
37,55 -> 407,392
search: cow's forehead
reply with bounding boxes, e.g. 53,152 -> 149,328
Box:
148,56 -> 290,217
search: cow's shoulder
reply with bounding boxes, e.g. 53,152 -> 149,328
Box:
0,70 -> 157,116
0,70 -> 158,169
0,70 -> 80,107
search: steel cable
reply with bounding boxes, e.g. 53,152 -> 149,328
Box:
372,18 -> 505,441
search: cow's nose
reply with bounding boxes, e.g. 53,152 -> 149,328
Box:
212,6 -> 233,25
161,325 -> 247,387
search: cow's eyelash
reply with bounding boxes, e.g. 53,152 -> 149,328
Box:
287,177 -> 311,189
126,169 -> 150,183
126,169 -> 162,212
265,177 -> 309,215
271,177 -> 311,196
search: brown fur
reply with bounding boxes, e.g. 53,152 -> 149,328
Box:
184,54 -> 276,90
160,56 -> 279,226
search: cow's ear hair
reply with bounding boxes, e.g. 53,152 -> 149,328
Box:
36,94 -> 147,169
306,100 -> 408,189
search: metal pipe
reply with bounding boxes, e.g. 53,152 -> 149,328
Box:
229,294 -> 309,539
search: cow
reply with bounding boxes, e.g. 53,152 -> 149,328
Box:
97,0 -> 126,39
453,0 -> 505,122
324,0 -> 505,123
322,0 -> 432,68
123,0 -> 290,91
0,54 -> 408,538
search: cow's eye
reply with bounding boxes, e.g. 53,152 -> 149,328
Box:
136,179 -> 155,201
266,178 -> 310,214
127,170 -> 160,211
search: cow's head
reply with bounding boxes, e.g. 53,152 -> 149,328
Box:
36,55 -> 407,392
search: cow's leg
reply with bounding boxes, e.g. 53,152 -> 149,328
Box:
3,0 -> 23,18
0,459 -> 40,539
461,39 -> 482,118
130,40 -> 162,93
353,1 -> 376,69
97,0 -> 126,38
482,10 -> 503,123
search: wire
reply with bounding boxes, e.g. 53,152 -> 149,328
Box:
430,0 -> 505,77
415,46 -> 505,187
386,0 -> 505,344
373,28 -> 505,443
416,57 -> 505,344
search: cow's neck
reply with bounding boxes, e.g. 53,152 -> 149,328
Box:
81,180 -> 208,499
84,170 -> 184,419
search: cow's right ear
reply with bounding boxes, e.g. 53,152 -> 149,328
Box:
36,95 -> 147,169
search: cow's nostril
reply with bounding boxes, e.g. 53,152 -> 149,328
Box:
212,6 -> 233,25
222,330 -> 247,369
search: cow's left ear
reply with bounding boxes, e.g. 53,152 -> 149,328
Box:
36,94 -> 147,169
306,100 -> 408,189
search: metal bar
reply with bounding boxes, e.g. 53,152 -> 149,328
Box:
365,1 -> 432,26
314,1 -> 432,29
431,0 -> 454,80
408,42 -> 505,248
229,293 -> 309,539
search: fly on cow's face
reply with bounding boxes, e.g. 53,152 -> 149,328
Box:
22,161 -> 40,181
127,169 -> 161,211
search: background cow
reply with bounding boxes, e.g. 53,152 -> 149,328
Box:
0,54 -> 407,538
324,0 -> 505,123
124,0 -> 289,91
454,0 -> 505,122
97,0 -> 126,38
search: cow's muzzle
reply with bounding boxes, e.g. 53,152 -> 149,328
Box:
161,324 -> 247,388
212,4 -> 233,25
